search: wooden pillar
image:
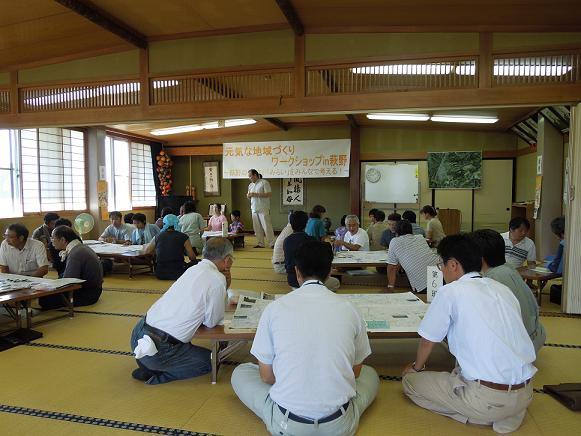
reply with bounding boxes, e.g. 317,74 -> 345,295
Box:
563,104 -> 581,314
350,125 -> 361,216
294,35 -> 305,98
10,71 -> 18,114
535,116 -> 564,259
478,33 -> 492,89
140,48 -> 150,108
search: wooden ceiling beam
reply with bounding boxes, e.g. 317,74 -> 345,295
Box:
3,84 -> 581,129
275,0 -> 304,36
54,0 -> 147,49
346,114 -> 359,129
264,117 -> 289,131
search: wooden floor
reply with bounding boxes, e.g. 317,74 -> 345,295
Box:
1,236 -> 580,436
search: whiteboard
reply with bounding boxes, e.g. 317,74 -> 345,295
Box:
364,163 -> 419,204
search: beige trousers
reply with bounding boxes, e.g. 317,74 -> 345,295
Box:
252,210 -> 274,247
403,368 -> 533,434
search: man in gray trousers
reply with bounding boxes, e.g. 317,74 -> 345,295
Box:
231,240 -> 379,436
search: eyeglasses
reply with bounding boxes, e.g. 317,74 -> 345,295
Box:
437,260 -> 446,271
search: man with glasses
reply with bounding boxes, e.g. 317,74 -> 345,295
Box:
0,224 -> 48,277
402,234 -> 536,434
130,237 -> 234,384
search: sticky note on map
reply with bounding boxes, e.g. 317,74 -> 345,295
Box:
366,320 -> 389,330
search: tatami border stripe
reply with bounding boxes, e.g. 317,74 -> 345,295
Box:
104,287 -> 165,295
57,309 -> 143,318
0,404 -> 215,435
539,312 -> 581,319
26,342 -> 133,356
544,343 -> 581,349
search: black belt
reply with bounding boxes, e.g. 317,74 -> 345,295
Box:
273,261 -> 285,265
278,401 -> 349,424
143,319 -> 182,345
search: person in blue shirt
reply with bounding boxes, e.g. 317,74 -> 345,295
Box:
131,213 -> 161,245
305,205 -> 327,241
548,216 -> 565,274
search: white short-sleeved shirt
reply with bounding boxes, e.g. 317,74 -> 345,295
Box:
418,273 -> 537,385
248,178 -> 272,213
100,224 -> 132,241
146,259 -> 226,343
251,280 -> 371,419
272,223 -> 293,263
501,232 -> 536,268
387,234 -> 440,291
343,228 -> 370,251
0,238 -> 49,276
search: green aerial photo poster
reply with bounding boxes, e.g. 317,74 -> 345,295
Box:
427,151 -> 482,189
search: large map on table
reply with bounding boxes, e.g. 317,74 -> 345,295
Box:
230,292 -> 427,333
0,273 -> 84,294
84,241 -> 144,255
332,251 -> 389,265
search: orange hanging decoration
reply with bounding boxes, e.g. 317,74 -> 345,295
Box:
156,150 -> 173,197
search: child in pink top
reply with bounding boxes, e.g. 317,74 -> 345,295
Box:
205,204 -> 228,231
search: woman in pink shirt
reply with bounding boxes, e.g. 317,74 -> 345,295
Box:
205,204 -> 228,231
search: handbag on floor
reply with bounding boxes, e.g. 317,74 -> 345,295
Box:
543,383 -> 581,411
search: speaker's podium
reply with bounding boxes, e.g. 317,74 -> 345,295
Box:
437,208 -> 461,236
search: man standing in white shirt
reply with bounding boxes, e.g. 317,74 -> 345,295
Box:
232,240 -> 379,436
0,224 -> 49,277
402,234 -> 536,434
130,238 -> 234,385
333,215 -> 370,251
502,217 -> 537,268
247,169 -> 274,248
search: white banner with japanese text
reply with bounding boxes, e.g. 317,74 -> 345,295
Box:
222,139 -> 351,179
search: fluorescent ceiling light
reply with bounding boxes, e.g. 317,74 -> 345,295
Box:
431,115 -> 498,124
201,121 -> 221,129
150,118 -> 256,136
352,64 -> 452,75
225,119 -> 257,127
367,113 -> 430,121
150,125 -> 204,136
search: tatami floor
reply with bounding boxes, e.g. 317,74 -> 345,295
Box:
1,236 -> 580,436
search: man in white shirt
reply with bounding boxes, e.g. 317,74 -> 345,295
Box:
502,217 -> 536,268
387,220 -> 440,293
232,240 -> 379,436
247,169 -> 275,248
99,211 -> 132,244
0,224 -> 49,277
130,237 -> 233,385
402,234 -> 537,434
333,215 -> 370,251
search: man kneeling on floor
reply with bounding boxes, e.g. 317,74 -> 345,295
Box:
130,237 -> 233,384
402,234 -> 536,434
231,240 -> 379,436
